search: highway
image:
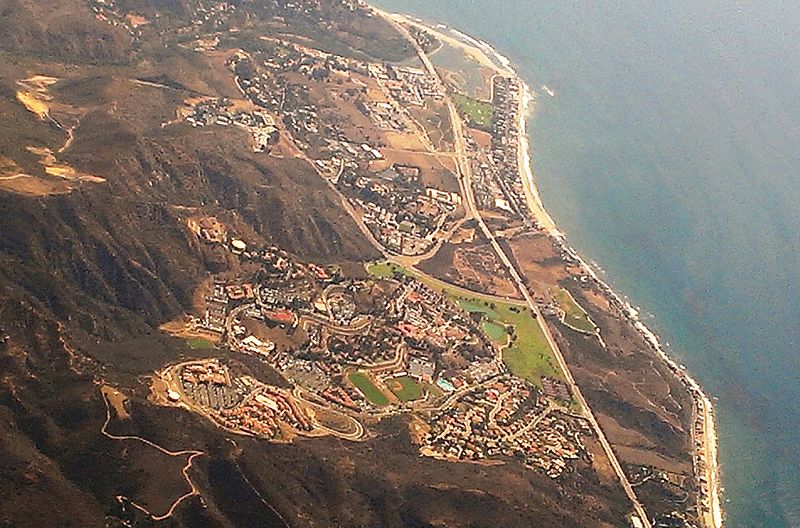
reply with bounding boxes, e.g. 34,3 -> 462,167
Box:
380,10 -> 653,527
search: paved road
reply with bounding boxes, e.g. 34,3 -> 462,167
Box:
380,11 -> 653,527
292,386 -> 366,441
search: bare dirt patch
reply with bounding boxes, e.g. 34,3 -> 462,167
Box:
373,148 -> 460,193
506,232 -> 572,291
419,237 -> 520,298
101,385 -> 131,420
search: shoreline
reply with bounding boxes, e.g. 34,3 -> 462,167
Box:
509,31 -> 723,528
512,51 -> 725,528
374,7 -> 722,527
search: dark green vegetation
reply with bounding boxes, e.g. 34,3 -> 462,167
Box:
452,93 -> 493,129
348,371 -> 390,406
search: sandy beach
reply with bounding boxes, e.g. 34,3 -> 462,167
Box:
386,13 -> 508,75
373,7 -> 723,527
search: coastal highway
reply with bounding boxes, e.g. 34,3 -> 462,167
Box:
378,10 -> 654,527
463,161 -> 654,528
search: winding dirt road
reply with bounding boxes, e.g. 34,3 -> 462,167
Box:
100,387 -> 204,521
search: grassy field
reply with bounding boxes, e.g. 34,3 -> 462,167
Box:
348,371 -> 390,406
452,94 -> 493,129
187,337 -> 215,350
366,261 -> 402,279
458,298 -> 499,317
387,375 -> 423,402
456,296 -> 561,384
553,288 -> 596,334
481,321 -> 508,343
495,302 -> 563,385
367,262 -> 563,386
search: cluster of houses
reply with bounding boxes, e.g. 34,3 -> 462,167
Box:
375,64 -> 442,107
186,216 -> 327,340
173,359 -> 312,440
182,218 -> 594,478
470,76 -> 533,223
227,36 -> 461,255
177,360 -> 244,411
228,44 -> 385,174
182,98 -> 279,151
487,77 -> 529,218
271,271 -> 503,411
424,375 -> 590,478
358,99 -> 409,133
340,163 -> 461,256
219,385 -> 313,439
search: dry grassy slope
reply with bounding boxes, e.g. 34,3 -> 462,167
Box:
0,0 -> 132,63
0,0 -> 381,339
0,126 -> 379,334
0,1 -> 378,523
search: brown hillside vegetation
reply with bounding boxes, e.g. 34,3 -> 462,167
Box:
0,0 -> 132,63
0,0 -> 686,527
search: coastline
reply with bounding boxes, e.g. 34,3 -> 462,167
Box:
373,7 -> 722,527
513,61 -> 725,528
510,34 -> 724,528
506,29 -> 724,528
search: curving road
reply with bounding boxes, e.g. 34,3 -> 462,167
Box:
292,386 -> 365,440
376,9 -> 653,527
100,387 -> 204,521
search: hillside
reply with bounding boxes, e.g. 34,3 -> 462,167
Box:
0,1 -> 691,527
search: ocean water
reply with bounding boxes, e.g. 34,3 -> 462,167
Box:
372,1 -> 800,526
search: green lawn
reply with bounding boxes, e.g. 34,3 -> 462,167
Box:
348,371 -> 390,406
187,337 -> 214,350
454,295 -> 562,385
387,375 -> 424,402
495,302 -> 563,385
481,321 -> 508,343
367,261 -> 563,386
553,288 -> 596,334
458,299 -> 499,318
452,94 -> 493,129
366,261 -> 404,279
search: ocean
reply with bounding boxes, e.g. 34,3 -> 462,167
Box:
372,1 -> 800,526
